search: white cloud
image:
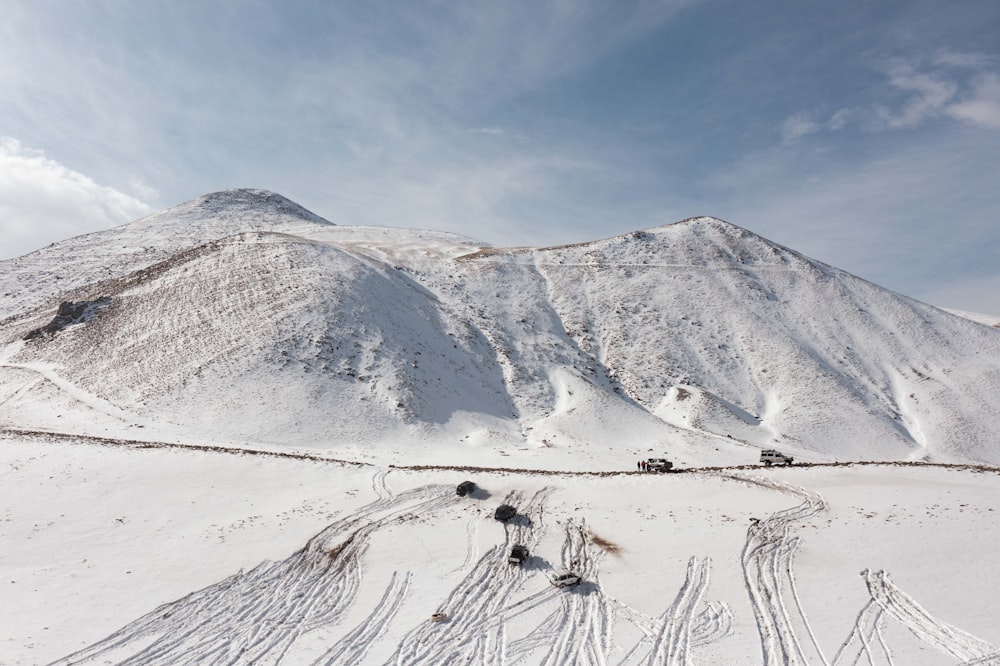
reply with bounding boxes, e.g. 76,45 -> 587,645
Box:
875,64 -> 959,129
128,175 -> 161,201
780,112 -> 821,143
946,73 -> 1000,129
932,49 -> 994,69
783,53 -> 1000,140
827,108 -> 852,131
781,109 -> 853,143
0,137 -> 155,260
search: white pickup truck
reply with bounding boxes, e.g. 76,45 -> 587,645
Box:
549,570 -> 582,588
760,449 -> 794,466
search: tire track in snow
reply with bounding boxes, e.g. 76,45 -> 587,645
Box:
388,488 -> 553,665
10,426 -> 1000,479
454,511 -> 482,573
509,518 -> 612,666
52,484 -> 457,665
831,569 -> 1000,665
833,600 -> 891,666
611,556 -> 731,666
643,556 -> 713,666
716,471 -> 828,666
312,571 -> 411,666
689,600 -> 733,648
371,468 -> 393,502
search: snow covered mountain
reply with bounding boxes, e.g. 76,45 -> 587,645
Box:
2,189 -> 999,467
5,189 -> 1000,666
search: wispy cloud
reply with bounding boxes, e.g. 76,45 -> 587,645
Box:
782,51 -> 1000,140
946,72 -> 1000,129
875,62 -> 960,129
781,109 -> 853,143
0,137 -> 153,259
128,175 -> 160,201
932,49 -> 994,69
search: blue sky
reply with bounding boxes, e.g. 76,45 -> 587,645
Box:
2,1 -> 999,313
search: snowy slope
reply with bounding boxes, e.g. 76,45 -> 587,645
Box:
3,190 -> 1000,666
0,189 -> 335,320
2,191 -> 999,468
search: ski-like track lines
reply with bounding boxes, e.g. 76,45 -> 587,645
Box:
643,556 -> 712,666
831,569 -> 1000,665
718,471 -> 828,666
387,488 -> 553,665
508,518 -> 612,666
52,484 -> 458,665
311,571 -> 411,666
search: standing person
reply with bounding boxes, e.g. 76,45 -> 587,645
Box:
637,460 -> 642,471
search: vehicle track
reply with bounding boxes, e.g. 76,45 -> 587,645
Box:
719,471 -> 828,666
509,518 -> 612,666
455,512 -> 482,573
52,484 -> 457,665
831,569 -> 1000,664
371,468 -> 393,502
832,599 -> 891,666
9,427 -> 1000,478
15,429 -> 1000,664
311,571 -> 411,666
689,600 -> 733,648
643,556 -> 712,666
387,488 -> 553,665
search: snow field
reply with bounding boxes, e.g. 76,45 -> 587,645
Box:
5,434 -> 999,664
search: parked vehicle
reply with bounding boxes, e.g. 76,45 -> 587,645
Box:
549,570 -> 582,588
760,449 -> 794,466
494,504 -> 517,522
509,545 -> 529,566
646,458 -> 673,473
456,480 -> 476,496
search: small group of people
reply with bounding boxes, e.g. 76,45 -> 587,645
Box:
637,460 -> 648,471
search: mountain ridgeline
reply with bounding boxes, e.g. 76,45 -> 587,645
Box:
2,189 -> 998,466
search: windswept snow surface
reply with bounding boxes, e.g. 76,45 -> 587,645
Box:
2,190 -> 1000,664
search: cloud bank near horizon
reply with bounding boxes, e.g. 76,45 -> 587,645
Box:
0,138 -> 153,257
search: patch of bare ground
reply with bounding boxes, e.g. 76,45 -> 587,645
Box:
587,530 -> 622,556
328,533 -> 357,560
454,246 -> 533,260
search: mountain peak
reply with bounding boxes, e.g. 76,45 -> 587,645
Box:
657,215 -> 758,239
160,188 -> 333,226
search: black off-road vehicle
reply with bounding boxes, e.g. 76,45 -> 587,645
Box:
494,504 -> 517,522
509,544 -> 529,565
646,458 -> 673,473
